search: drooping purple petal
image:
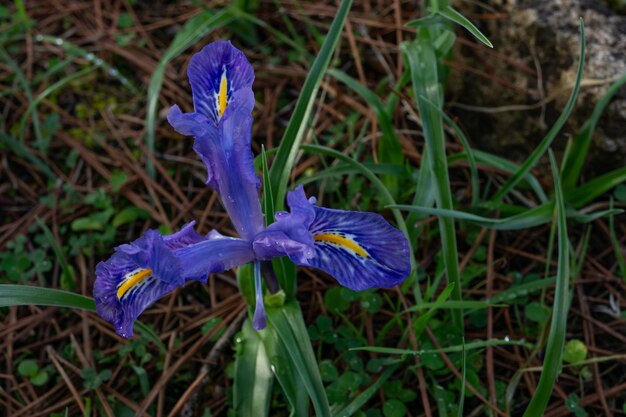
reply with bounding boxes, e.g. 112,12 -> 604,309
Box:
94,222 -> 256,338
253,186 -> 411,291
94,223 -> 204,338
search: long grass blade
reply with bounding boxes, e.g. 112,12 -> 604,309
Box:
354,338 -> 529,356
391,203 -> 621,230
561,72 -> 626,191
568,166 -> 626,207
404,35 -> 463,325
492,20 -> 585,202
261,145 -> 296,296
438,6 -> 493,48
420,98 -> 480,205
609,200 -> 626,282
449,150 -> 548,203
332,363 -> 399,417
259,325 -> 309,417
522,150 -> 571,416
327,68 -> 404,195
234,320 -> 273,417
267,302 -> 331,417
268,0 -> 353,211
0,284 -> 95,310
0,285 -> 165,350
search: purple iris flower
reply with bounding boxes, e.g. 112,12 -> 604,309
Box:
93,41 -> 411,337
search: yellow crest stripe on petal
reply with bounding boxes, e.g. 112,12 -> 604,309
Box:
313,233 -> 368,258
218,73 -> 228,117
117,268 -> 152,299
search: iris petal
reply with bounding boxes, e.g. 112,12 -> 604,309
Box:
94,222 -> 257,338
174,230 -> 256,281
187,40 -> 254,124
94,222 -> 204,338
168,43 -> 264,240
305,203 -> 411,290
253,186 -> 411,290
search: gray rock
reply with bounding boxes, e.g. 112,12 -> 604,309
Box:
449,0 -> 626,176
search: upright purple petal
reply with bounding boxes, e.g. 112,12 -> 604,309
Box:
167,41 -> 264,240
253,186 -> 411,290
188,40 -> 254,124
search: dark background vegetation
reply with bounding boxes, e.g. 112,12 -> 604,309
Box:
1,1 -> 625,416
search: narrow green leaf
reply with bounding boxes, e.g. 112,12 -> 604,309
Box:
267,302 -> 330,417
449,150 -> 548,203
235,320 -> 273,417
413,283 -> 455,339
259,325 -> 309,417
0,284 -> 167,350
406,146 -> 436,247
522,150 -> 571,417
402,300 -> 505,313
405,14 -> 449,28
354,338 -> 529,356
609,201 -> 626,282
420,98 -> 480,205
332,364 -> 399,417
404,35 -> 463,327
297,162 -> 408,186
327,68 -> 404,195
492,20 -> 585,202
262,145 -> 296,297
568,165 -> 626,207
0,47 -> 43,148
439,6 -> 493,48
392,203 -> 619,230
561,72 -> 626,191
268,0 -> 353,211
489,277 -> 556,305
0,285 -> 96,310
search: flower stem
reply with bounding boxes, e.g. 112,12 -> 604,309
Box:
261,261 -> 280,294
252,261 -> 267,330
